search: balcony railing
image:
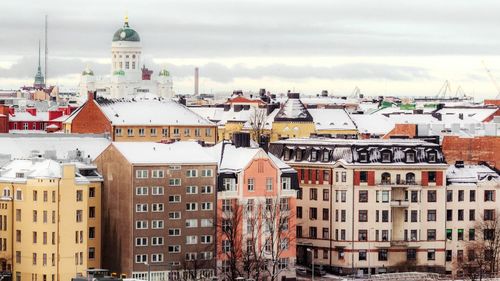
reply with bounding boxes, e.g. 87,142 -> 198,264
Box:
379,180 -> 419,186
390,240 -> 409,247
390,200 -> 410,207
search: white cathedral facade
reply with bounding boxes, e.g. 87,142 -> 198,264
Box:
78,17 -> 174,100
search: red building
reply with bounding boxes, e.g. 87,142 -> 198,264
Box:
3,105 -> 76,133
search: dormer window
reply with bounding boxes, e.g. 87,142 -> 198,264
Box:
427,151 -> 437,163
322,150 -> 329,162
283,149 -> 292,161
296,149 -> 303,161
381,151 -> 392,163
310,150 -> 317,162
405,151 -> 416,163
15,172 -> 25,178
359,151 -> 369,163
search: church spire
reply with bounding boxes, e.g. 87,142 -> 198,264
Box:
34,40 -> 45,88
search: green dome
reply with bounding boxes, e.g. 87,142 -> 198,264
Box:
82,68 -> 94,76
112,18 -> 140,42
159,69 -> 170,77
113,69 -> 125,76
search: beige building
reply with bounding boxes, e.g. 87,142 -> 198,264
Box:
269,138 -> 449,275
444,162 -> 500,275
0,158 -> 102,281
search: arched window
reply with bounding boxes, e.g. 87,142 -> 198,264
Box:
406,173 -> 416,184
381,173 -> 391,185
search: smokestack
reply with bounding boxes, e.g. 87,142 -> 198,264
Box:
194,67 -> 199,95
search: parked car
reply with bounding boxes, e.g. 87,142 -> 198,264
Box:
307,264 -> 327,276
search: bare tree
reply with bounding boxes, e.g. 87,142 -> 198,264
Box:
179,243 -> 215,281
248,107 -> 267,142
217,197 -> 295,281
457,211 -> 500,280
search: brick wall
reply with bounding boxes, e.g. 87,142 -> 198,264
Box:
0,105 -> 9,133
71,93 -> 112,134
442,136 -> 500,169
383,124 -> 417,139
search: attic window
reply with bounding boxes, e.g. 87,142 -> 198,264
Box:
296,149 -> 303,161
359,151 -> 369,163
381,151 -> 392,163
322,150 -> 329,162
15,173 -> 25,178
283,149 -> 292,161
428,151 -> 437,163
310,150 -> 318,161
405,151 -> 416,163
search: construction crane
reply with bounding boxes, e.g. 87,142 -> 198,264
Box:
436,80 -> 451,98
481,60 -> 500,99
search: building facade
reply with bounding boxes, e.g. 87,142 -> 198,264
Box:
269,138 -> 448,275
0,158 -> 102,281
95,142 -> 217,280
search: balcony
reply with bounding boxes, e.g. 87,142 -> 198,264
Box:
390,200 -> 409,208
390,240 -> 409,247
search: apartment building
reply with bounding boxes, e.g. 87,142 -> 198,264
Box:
211,135 -> 298,280
0,158 -> 102,281
63,93 -> 217,144
269,138 -> 448,275
95,142 -> 218,280
444,162 -> 499,274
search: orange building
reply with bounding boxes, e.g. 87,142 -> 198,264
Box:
212,134 -> 298,280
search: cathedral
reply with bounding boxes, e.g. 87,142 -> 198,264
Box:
78,17 -> 174,100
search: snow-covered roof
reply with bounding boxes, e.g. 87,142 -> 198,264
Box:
9,111 -> 50,122
113,141 -> 217,165
190,106 -> 263,126
350,114 -> 395,135
274,98 -> 312,121
447,164 -> 499,184
0,159 -> 62,181
437,107 -> 498,123
98,99 -> 214,126
274,137 -> 439,147
308,108 -> 357,131
386,114 -> 440,125
0,134 -> 111,160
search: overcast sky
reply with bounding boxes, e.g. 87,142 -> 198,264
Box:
1,0 -> 500,99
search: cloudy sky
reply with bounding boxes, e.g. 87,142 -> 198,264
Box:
1,0 -> 500,99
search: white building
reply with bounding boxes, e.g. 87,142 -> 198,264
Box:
79,17 -> 174,101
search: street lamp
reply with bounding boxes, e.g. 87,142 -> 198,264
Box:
144,262 -> 150,281
307,248 -> 314,281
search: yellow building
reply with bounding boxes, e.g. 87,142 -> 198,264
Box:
0,159 -> 102,281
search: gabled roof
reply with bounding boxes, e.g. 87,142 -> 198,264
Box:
274,97 -> 313,122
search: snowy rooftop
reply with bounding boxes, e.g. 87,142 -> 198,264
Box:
9,111 -> 50,122
0,134 -> 111,160
190,106 -> 262,126
0,159 -> 62,181
309,108 -> 357,131
447,164 -> 499,184
98,99 -> 214,126
350,114 -> 395,135
274,137 -> 440,147
274,98 -> 313,121
437,107 -> 498,124
113,141 -> 217,165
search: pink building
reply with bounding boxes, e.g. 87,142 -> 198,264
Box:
212,134 -> 298,281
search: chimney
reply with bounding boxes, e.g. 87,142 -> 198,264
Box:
458,113 -> 464,120
287,92 -> 300,99
258,134 -> 270,153
455,160 -> 465,168
432,112 -> 442,121
321,90 -> 328,97
87,91 -> 96,101
178,96 -> 187,106
232,132 -> 251,148
194,67 -> 199,95
259,89 -> 266,97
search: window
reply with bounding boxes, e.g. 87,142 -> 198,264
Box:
484,209 -> 495,221
76,210 -> 83,222
135,237 -> 148,246
469,210 -> 475,221
186,169 -> 198,178
485,190 -> 495,202
382,210 -> 389,222
150,128 -> 157,136
427,229 -> 436,240
136,186 -> 148,195
447,209 -> 452,221
152,220 -> 164,229
446,250 -> 452,262
428,171 -> 437,183
359,151 -> 369,163
378,249 -> 388,261
89,207 -> 95,218
186,236 -> 197,245
127,128 -> 134,136
470,190 -> 476,202
186,219 -> 198,228
427,249 -> 436,260
152,203 -> 164,212
201,169 -> 213,177
266,178 -> 273,191
323,150 -> 329,161
359,250 -> 367,261
135,204 -> 148,212
322,208 -> 329,221
406,172 -> 416,184
138,128 -> 145,136
169,229 -> 181,236
168,245 -> 181,253
151,186 -> 164,195
136,170 -> 148,179
201,202 -> 213,210
446,190 -> 453,202
469,229 -> 475,241
222,240 -> 231,253
411,210 -> 418,222
162,128 -> 169,137
173,128 -> 180,136
184,128 -> 190,136
458,229 -> 464,240
169,178 -> 181,186
458,209 -> 464,221
201,185 -> 213,194
247,178 -> 254,191
381,151 -> 391,163
223,178 -> 236,191
310,150 -> 317,161
136,220 -> 148,229
201,219 -> 213,227
310,188 -> 318,200
427,190 -> 436,202
151,253 -> 164,263
168,195 -> 181,203
427,151 -> 437,162
89,227 -> 95,239
152,170 -> 164,178
201,235 -> 212,244
427,210 -> 436,221
309,227 -> 317,238
360,171 -> 368,183
309,208 -> 317,220
280,198 -> 289,211
296,207 -> 302,219
186,186 -> 197,194
341,171 -> 347,182
205,128 -> 212,136
359,190 -> 368,202
411,191 -> 418,202
405,151 -> 416,163
115,128 -> 122,136
186,202 -> 197,211
407,249 -> 417,261
135,254 -> 147,263
359,210 -> 368,222
358,230 -> 368,241
458,190 -> 464,201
